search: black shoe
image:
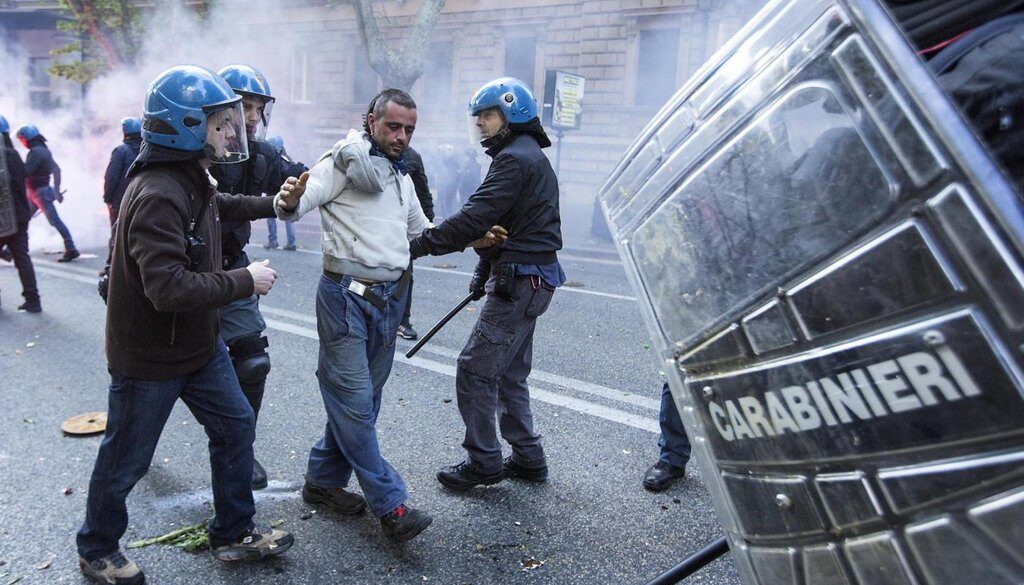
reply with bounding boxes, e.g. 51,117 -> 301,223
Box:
380,504 -> 432,542
503,456 -> 548,483
0,248 -> 11,262
436,460 -> 504,491
58,249 -> 81,262
397,324 -> 418,340
211,526 -> 294,562
283,244 -> 297,251
18,301 -> 41,313
78,551 -> 145,584
302,481 -> 367,515
252,458 -> 268,490
643,461 -> 686,492
264,241 -> 278,249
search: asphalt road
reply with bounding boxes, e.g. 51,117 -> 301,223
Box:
0,217 -> 741,585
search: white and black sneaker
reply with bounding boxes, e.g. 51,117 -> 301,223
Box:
211,526 -> 294,562
397,324 -> 418,340
79,550 -> 145,585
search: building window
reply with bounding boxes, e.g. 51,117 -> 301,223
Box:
636,28 -> 680,107
423,41 -> 454,108
504,36 -> 536,90
290,49 -> 311,103
27,57 -> 54,110
352,47 -> 379,106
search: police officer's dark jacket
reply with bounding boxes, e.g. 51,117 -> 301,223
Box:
210,138 -> 307,265
2,135 -> 31,223
103,135 -> 142,207
23,136 -> 59,191
404,146 -> 435,222
105,142 -> 275,380
408,129 -> 562,266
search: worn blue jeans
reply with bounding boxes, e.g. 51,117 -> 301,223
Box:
306,274 -> 408,517
266,218 -> 296,247
77,342 -> 256,560
27,185 -> 76,252
659,383 -> 692,469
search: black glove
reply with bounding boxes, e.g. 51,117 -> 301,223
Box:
469,267 -> 488,301
97,271 -> 110,304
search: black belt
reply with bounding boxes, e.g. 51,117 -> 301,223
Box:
324,267 -> 412,312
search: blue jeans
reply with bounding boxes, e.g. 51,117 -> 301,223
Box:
306,274 -> 408,517
27,185 -> 76,252
266,218 -> 295,247
659,383 -> 692,469
77,342 -> 256,560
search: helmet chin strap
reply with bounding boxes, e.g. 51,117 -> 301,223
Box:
480,126 -> 512,149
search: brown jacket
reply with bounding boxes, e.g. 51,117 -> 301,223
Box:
106,160 -> 275,380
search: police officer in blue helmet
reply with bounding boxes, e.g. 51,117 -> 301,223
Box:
76,65 -> 300,585
407,77 -> 565,490
209,64 -> 309,491
0,114 -> 42,312
17,123 -> 80,261
102,117 -> 143,227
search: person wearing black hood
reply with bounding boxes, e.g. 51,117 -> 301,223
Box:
407,77 -> 564,491
16,124 -> 79,262
0,114 -> 41,313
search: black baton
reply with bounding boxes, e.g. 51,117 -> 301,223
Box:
405,292 -> 476,359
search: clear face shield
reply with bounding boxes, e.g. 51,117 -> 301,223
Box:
240,93 -> 274,141
466,107 -> 507,146
203,101 -> 249,164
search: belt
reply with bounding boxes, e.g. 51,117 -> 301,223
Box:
324,269 -> 412,311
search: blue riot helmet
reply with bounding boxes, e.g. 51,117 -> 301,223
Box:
218,64 -> 275,140
467,77 -> 538,144
16,124 -> 41,146
266,134 -> 284,152
121,116 -> 142,137
143,65 -> 248,164
0,115 -> 8,134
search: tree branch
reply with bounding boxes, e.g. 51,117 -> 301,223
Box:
350,0 -> 446,90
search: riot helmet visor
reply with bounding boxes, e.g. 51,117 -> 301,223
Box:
203,101 -> 249,164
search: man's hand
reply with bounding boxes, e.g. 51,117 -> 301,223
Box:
277,171 -> 309,212
247,259 -> 278,295
56,190 -> 66,203
468,225 -> 508,249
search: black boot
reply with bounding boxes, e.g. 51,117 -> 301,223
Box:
436,461 -> 504,491
643,462 -> 686,492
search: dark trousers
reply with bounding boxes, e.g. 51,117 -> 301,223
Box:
455,275 -> 554,473
0,222 -> 39,303
658,383 -> 692,469
76,342 -> 256,560
27,186 -> 76,253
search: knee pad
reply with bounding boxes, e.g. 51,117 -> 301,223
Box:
229,334 -> 271,385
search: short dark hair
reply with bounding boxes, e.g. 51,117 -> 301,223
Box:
363,88 -> 417,131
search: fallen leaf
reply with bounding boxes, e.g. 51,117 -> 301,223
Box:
34,557 -> 54,570
63,487 -> 73,496
520,557 -> 545,571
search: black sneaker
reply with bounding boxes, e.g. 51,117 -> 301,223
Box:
380,504 -> 432,542
58,249 -> 81,263
436,460 -> 504,491
302,481 -> 367,515
211,526 -> 294,562
78,550 -> 145,585
643,461 -> 686,492
252,458 -> 268,491
503,456 -> 548,483
397,324 -> 418,340
17,301 -> 41,313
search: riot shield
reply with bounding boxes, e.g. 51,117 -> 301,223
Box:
600,0 -> 1024,584
0,144 -> 16,239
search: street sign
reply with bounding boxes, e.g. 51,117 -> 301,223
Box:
542,70 -> 585,131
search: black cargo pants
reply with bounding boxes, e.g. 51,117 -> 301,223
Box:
455,274 -> 554,474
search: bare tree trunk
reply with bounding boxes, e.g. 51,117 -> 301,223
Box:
350,0 -> 446,90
